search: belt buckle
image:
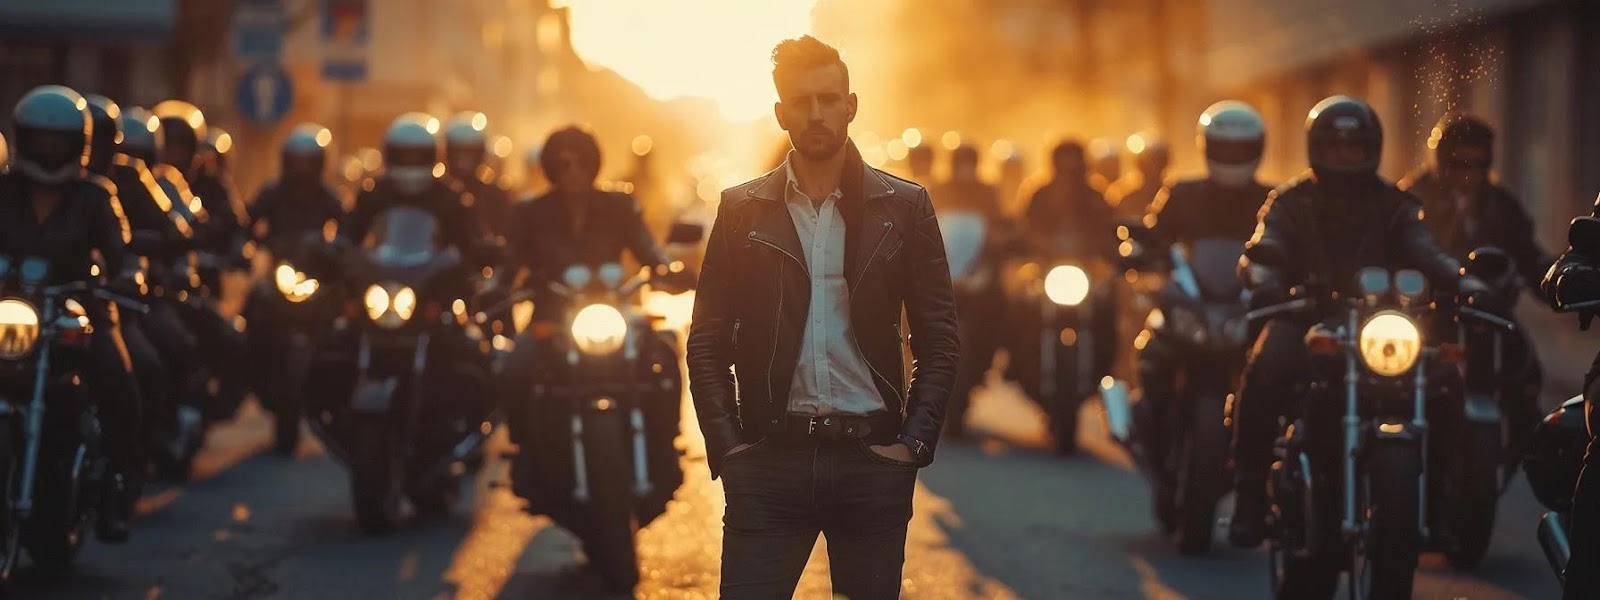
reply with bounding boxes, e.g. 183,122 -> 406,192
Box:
807,416 -> 833,436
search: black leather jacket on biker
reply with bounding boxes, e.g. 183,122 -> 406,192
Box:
249,179 -> 345,247
1023,179 -> 1118,258
451,168 -> 514,239
344,178 -> 482,252
1240,172 -> 1464,300
1399,169 -> 1553,297
108,156 -> 193,260
1146,178 -> 1273,247
187,171 -> 247,252
687,145 -> 960,477
506,189 -> 668,280
0,172 -> 129,285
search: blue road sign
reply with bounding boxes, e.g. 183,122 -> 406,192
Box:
232,0 -> 286,62
321,0 -> 369,81
236,64 -> 294,126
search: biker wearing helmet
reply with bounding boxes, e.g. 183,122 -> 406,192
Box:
151,100 -> 246,250
249,123 -> 345,247
0,85 -> 142,542
443,112 -> 513,238
343,113 -> 482,252
1227,96 -> 1490,548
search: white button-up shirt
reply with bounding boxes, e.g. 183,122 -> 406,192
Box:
782,160 -> 885,417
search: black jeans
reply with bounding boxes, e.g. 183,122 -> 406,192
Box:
719,436 -> 918,600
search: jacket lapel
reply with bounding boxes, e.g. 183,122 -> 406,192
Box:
745,168 -> 806,270
848,157 -> 899,289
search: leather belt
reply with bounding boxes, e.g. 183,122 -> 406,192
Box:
779,413 -> 899,441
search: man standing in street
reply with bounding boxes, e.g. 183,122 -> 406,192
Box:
687,35 -> 960,599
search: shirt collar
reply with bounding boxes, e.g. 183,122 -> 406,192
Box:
783,152 -> 842,205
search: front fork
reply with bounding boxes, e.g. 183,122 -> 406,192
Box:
1040,299 -> 1092,400
1340,308 -> 1431,541
16,334 -> 50,517
569,330 -> 655,504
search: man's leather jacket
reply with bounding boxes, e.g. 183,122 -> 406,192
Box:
1398,169 -> 1552,297
1240,172 -> 1464,299
1146,177 -> 1273,247
687,146 -> 960,477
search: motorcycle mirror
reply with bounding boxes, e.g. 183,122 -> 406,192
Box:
1393,269 -> 1427,300
563,264 -> 593,289
1569,216 -> 1600,256
597,262 -> 625,288
1465,246 -> 1512,280
666,222 -> 706,245
1357,266 -> 1391,299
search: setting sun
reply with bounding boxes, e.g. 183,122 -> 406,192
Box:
562,0 -> 818,122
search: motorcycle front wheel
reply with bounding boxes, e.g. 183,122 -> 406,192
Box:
0,426 -> 21,589
1448,422 -> 1502,569
1175,394 -> 1229,556
350,423 -> 400,535
1350,440 -> 1422,600
580,409 -> 640,591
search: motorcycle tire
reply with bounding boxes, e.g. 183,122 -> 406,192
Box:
581,409 -> 640,592
24,462 -> 86,572
1447,423 -> 1502,570
1271,484 -> 1341,600
1351,440 -> 1422,600
351,424 -> 398,535
0,427 -> 22,589
1176,394 -> 1229,556
273,413 -> 301,457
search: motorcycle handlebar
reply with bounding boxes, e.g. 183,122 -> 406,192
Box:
1245,297 -> 1314,323
1460,306 -> 1516,331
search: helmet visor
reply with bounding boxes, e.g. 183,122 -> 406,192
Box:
386,146 -> 436,170
16,128 -> 82,172
1204,138 -> 1263,165
1316,138 -> 1376,170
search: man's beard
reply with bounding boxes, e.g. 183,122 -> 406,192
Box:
790,127 -> 846,161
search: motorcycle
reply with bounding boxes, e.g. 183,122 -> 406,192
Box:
938,208 -> 1011,439
1434,246 -> 1526,568
494,223 -> 701,591
306,207 -> 494,534
1116,232 -> 1250,556
256,230 -> 345,455
0,257 -> 143,585
1002,248 -> 1128,455
1526,393 -> 1584,587
1255,266 -> 1498,599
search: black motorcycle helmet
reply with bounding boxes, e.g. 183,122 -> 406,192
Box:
1524,396 -> 1588,512
9,85 -> 92,186
950,144 -> 979,176
151,99 -> 207,174
1306,95 -> 1382,183
906,144 -> 934,179
84,94 -> 122,177
540,126 -> 602,191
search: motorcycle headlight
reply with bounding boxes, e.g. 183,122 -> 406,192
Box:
571,303 -> 627,355
364,283 -> 416,329
0,299 -> 40,360
274,262 -> 320,303
1044,265 -> 1090,306
1358,310 -> 1422,377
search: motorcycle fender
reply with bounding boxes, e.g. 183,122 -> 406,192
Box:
351,377 -> 399,414
1464,392 -> 1502,424
1372,421 -> 1423,442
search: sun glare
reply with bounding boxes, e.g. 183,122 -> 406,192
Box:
562,0 -> 818,121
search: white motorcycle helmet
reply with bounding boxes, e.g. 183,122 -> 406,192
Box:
382,112 -> 441,195
282,122 -> 332,180
118,106 -> 162,167
9,85 -> 91,185
1198,100 -> 1265,187
443,111 -> 488,175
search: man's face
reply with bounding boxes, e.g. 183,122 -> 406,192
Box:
1439,145 -> 1490,196
1053,150 -> 1085,182
1321,139 -> 1371,170
775,65 -> 855,161
551,148 -> 591,195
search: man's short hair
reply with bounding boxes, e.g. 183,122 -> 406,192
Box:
771,35 -> 849,94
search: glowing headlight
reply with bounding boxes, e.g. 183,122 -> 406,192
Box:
274,263 -> 320,303
364,283 -> 416,329
1044,265 -> 1090,306
571,303 -> 627,355
0,299 -> 41,360
1359,310 -> 1422,376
